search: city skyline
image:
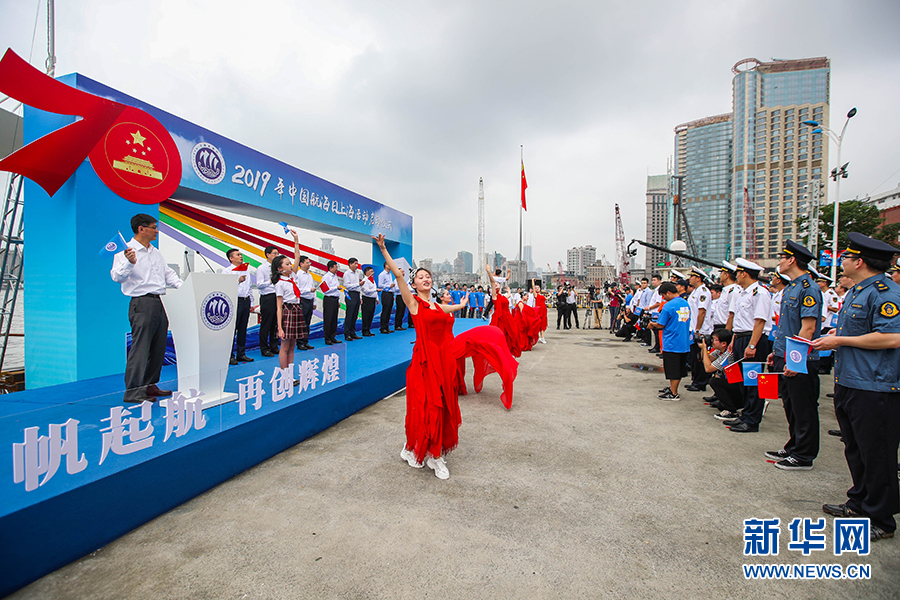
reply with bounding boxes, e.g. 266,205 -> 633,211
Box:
1,2 -> 898,269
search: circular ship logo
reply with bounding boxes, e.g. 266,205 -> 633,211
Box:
191,142 -> 226,185
789,350 -> 803,363
200,291 -> 233,331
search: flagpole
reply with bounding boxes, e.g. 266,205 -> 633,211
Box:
519,145 -> 523,287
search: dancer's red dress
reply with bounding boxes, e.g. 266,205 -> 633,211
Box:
535,293 -> 548,332
489,294 -> 522,357
452,325 -> 519,410
405,296 -> 461,463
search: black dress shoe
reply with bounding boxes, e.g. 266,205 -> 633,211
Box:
261,350 -> 275,358
723,418 -> 742,427
822,503 -> 862,518
303,343 -> 314,350
729,422 -> 759,433
871,525 -> 895,542
230,357 -> 239,365
325,340 -> 334,345
332,338 -> 342,344
237,355 -> 254,362
828,429 -> 842,437
703,395 -> 717,402
395,326 -> 406,331
269,347 -> 281,354
344,336 -> 355,341
363,332 -> 375,337
353,334 -> 363,340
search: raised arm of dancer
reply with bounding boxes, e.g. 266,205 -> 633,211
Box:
373,234 -> 418,315
485,265 -> 498,301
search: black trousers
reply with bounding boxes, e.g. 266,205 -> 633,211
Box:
394,296 -> 406,329
834,384 -> 900,533
609,306 -> 620,332
570,304 -> 579,328
732,333 -> 770,427
323,296 -> 339,341
232,296 -> 251,357
124,295 -> 168,399
344,291 -> 360,338
557,307 -> 565,329
361,295 -> 376,334
772,355 -> 820,463
300,297 -> 314,342
709,372 -> 743,412
690,341 -> 710,387
380,291 -> 394,332
259,293 -> 278,351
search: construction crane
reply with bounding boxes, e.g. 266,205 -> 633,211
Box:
614,204 -> 629,285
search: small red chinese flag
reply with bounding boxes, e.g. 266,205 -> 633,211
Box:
233,262 -> 249,271
520,160 -> 528,211
757,373 -> 779,399
320,280 -> 330,293
724,362 -> 743,384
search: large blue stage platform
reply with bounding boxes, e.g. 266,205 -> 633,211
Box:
0,319 -> 484,596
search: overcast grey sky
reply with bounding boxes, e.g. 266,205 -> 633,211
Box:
2,0 -> 899,269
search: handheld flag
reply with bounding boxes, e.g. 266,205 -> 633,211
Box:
521,160 -> 528,211
633,306 -> 642,316
741,362 -> 763,387
724,361 -> 743,384
100,231 -> 128,256
320,279 -> 330,293
279,221 -> 290,234
233,262 -> 249,272
785,337 -> 811,374
757,373 -> 780,400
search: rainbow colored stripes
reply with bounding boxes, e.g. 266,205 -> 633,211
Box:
159,199 -> 351,311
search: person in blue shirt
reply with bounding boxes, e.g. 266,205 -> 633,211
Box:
474,286 -> 486,319
650,282 -> 691,400
812,232 -> 900,542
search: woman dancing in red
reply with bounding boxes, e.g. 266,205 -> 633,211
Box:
375,234 -> 467,480
486,265 -> 523,357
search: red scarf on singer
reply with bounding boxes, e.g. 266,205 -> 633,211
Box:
281,276 -> 303,299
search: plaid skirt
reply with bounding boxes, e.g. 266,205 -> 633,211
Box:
281,302 -> 307,340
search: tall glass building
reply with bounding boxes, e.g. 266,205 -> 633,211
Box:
672,113 -> 733,264
731,57 -> 830,266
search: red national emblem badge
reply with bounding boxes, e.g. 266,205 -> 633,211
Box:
0,49 -> 181,205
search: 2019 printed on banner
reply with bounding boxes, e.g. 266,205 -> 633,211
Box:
0,49 -> 181,205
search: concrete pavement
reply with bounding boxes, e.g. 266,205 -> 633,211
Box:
9,322 -> 899,599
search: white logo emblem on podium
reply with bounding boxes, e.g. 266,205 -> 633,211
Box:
201,291 -> 233,330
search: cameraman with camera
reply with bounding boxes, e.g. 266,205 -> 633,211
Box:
698,329 -> 742,420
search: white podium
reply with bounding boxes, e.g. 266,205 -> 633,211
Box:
162,272 -> 239,409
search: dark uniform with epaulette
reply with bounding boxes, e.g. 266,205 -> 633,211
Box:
827,233 -> 900,537
771,240 -> 822,467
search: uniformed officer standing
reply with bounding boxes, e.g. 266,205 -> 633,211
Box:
716,262 -> 739,329
812,232 -> 900,542
765,240 -> 822,470
685,266 -> 713,392
723,258 -> 773,433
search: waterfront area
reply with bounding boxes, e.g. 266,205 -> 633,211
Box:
9,325 -> 899,599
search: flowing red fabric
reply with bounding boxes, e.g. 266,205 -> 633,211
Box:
490,294 -> 522,357
535,294 -> 548,331
514,307 -> 534,352
405,296 -> 462,463
452,325 -> 519,410
521,304 -> 541,348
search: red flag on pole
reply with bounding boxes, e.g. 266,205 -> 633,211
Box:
757,373 -> 780,400
724,362 -> 743,384
521,160 -> 528,211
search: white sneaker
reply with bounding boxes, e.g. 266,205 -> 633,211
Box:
400,447 -> 423,468
539,337 -> 547,344
425,455 -> 450,479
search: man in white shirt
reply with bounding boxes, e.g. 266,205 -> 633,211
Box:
321,260 -> 342,345
685,267 -> 713,392
342,258 -> 362,341
224,248 -> 255,365
360,266 -> 378,336
723,258 -> 773,433
377,264 -> 395,334
110,213 -> 183,403
255,246 -> 280,357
